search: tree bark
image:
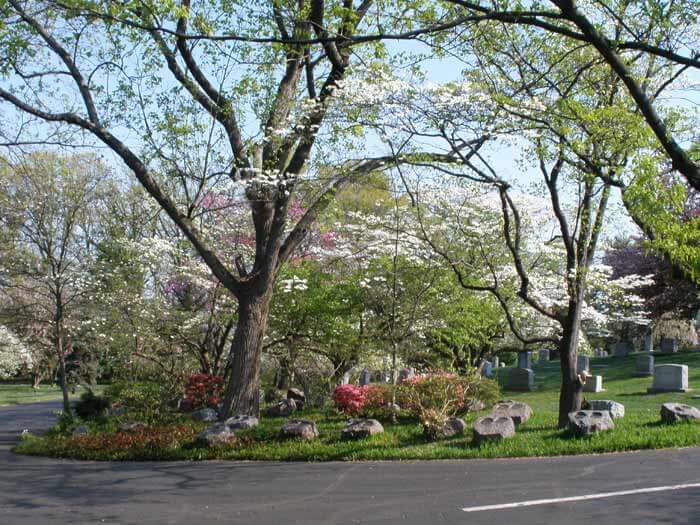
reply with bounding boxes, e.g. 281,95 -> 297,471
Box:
55,324 -> 71,416
220,290 -> 273,418
557,296 -> 585,428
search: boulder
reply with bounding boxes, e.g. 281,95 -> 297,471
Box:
491,400 -> 533,426
287,388 -> 306,407
341,418 -> 384,439
439,417 -> 467,438
472,416 -> 515,445
568,410 -> 614,437
71,425 -> 88,436
118,421 -> 148,433
197,424 -> 237,447
224,415 -> 259,431
265,398 -> 297,417
582,400 -> 625,419
191,407 -> 218,422
660,403 -> 700,423
280,419 -> 319,440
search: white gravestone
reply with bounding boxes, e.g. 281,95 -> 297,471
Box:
644,334 -> 653,353
648,364 -> 689,393
359,368 -> 371,386
491,356 -> 499,368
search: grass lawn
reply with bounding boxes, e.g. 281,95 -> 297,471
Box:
15,351 -> 700,461
0,383 -> 103,407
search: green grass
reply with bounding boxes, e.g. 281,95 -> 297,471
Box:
0,383 -> 104,407
15,351 -> 700,461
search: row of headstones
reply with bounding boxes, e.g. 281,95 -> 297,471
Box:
358,367 -> 416,386
611,336 -> 683,357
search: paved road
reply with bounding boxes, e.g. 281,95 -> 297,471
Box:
1,402 -> 700,524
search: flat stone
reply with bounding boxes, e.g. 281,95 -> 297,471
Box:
582,400 -> 625,419
648,364 -> 690,393
197,424 -> 237,447
659,338 -> 679,354
118,421 -> 148,433
613,341 -> 633,357
577,355 -> 590,373
265,398 -> 297,417
224,415 -> 258,430
438,417 -> 467,438
472,415 -> 515,445
568,410 -> 614,436
191,408 -> 218,422
280,419 -> 319,440
341,418 -> 384,439
660,403 -> 700,423
491,400 -> 533,426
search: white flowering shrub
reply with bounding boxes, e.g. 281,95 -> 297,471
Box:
0,326 -> 33,379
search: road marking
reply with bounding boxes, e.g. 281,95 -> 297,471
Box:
462,482 -> 700,512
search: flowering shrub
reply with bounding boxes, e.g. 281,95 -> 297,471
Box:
332,384 -> 368,415
182,373 -> 224,411
332,384 -> 392,415
397,371 -> 499,419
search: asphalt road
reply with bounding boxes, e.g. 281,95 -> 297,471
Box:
1,402 -> 700,524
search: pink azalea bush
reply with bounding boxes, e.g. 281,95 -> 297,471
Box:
331,384 -> 389,415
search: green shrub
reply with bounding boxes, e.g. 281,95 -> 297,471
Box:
104,381 -> 175,424
396,371 -> 499,436
74,390 -> 111,420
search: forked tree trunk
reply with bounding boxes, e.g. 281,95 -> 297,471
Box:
557,295 -> 585,428
220,290 -> 273,418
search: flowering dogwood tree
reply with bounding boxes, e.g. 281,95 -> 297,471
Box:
0,325 -> 33,379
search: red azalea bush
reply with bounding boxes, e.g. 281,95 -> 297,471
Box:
331,384 -> 392,415
181,373 -> 224,411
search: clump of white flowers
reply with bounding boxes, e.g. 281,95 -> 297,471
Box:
0,326 -> 33,379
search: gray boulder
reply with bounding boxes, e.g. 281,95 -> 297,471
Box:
191,407 -> 218,422
341,418 -> 384,439
287,388 -> 306,407
660,403 -> 700,423
472,415 -> 515,445
225,415 -> 259,431
582,400 -> 625,419
197,424 -> 237,447
280,419 -> 319,440
71,425 -> 88,436
118,421 -> 148,433
568,410 -> 614,436
440,417 -> 467,438
491,400 -> 533,426
265,398 -> 297,417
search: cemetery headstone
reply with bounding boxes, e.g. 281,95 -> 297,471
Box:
644,334 -> 653,353
503,368 -> 534,392
517,351 -> 531,369
482,362 -> 494,378
659,337 -> 679,354
613,341 -> 633,357
577,355 -> 590,373
635,354 -> 654,377
491,356 -> 500,368
582,375 -> 604,393
648,364 -> 689,393
359,368 -> 371,386
538,349 -> 550,364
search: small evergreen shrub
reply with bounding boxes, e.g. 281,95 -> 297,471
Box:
74,390 -> 111,420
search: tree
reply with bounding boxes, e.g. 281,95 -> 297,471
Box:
0,325 -> 33,379
0,1 -> 417,416
0,152 -> 112,414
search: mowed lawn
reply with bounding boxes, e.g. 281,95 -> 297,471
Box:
15,351 -> 700,461
0,383 -> 102,407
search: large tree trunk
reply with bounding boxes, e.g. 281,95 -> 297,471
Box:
55,328 -> 71,416
557,296 -> 585,428
220,290 -> 272,418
